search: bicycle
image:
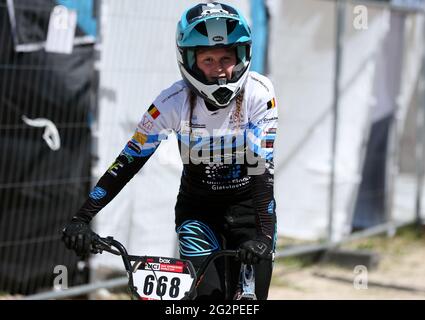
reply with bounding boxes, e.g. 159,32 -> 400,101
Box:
90,235 -> 258,300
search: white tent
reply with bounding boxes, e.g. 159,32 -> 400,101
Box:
91,0 -> 424,275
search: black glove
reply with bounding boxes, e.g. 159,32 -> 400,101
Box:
239,239 -> 272,265
62,218 -> 96,257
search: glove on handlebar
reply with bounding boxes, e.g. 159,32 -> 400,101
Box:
239,239 -> 272,265
62,217 -> 96,257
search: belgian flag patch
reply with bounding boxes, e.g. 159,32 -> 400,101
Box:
148,104 -> 161,119
267,98 -> 276,110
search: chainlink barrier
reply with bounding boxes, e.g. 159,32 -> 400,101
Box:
0,0 -> 97,295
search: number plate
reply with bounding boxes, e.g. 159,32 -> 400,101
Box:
132,256 -> 196,300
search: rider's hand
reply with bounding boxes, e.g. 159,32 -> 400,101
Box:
239,238 -> 272,265
62,217 -> 96,257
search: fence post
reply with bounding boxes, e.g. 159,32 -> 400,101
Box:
329,0 -> 346,242
415,16 -> 425,230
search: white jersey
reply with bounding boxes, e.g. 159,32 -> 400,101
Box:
125,71 -> 278,198
80,72 -> 278,241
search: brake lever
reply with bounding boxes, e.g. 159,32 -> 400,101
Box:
91,235 -> 120,255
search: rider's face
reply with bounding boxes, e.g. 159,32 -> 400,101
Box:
196,47 -> 237,82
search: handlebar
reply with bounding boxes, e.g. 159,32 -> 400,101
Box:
91,235 -> 135,277
91,234 -> 240,281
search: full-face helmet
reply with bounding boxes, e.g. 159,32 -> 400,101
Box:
176,2 -> 252,108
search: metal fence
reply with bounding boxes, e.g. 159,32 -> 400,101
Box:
0,0 -> 96,295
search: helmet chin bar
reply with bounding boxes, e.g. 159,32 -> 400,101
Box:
179,64 -> 249,108
212,87 -> 234,106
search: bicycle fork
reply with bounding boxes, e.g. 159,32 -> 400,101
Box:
233,263 -> 257,300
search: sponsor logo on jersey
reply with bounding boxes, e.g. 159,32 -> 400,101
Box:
148,104 -> 161,119
120,151 -> 134,163
127,140 -> 141,154
139,115 -> 154,133
89,187 -> 107,200
261,140 -> 274,148
257,116 -> 278,125
189,123 -> 206,129
266,128 -> 277,135
132,131 -> 148,145
107,160 -> 124,177
210,178 -> 251,191
267,98 -> 276,110
261,127 -> 276,149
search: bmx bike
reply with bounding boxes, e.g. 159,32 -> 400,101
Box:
90,235 -> 257,300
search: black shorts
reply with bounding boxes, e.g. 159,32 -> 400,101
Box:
174,192 -> 275,300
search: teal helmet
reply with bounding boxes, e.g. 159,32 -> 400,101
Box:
176,2 -> 252,108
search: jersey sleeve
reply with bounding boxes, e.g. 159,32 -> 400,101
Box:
74,87 -> 181,223
247,77 -> 278,162
247,76 -> 278,247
